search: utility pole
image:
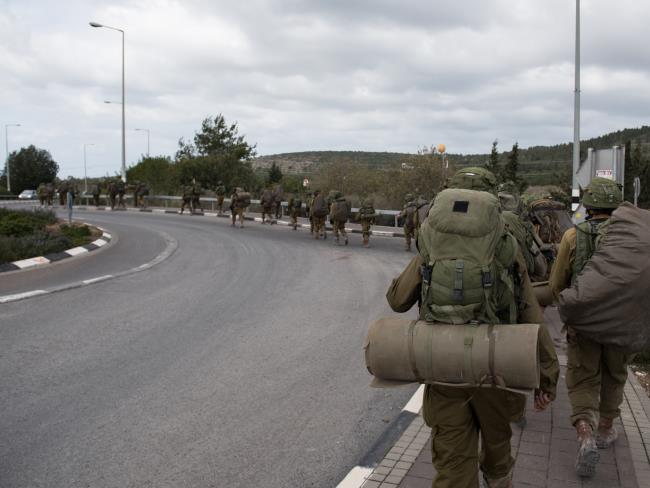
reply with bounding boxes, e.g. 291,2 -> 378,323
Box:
572,0 -> 581,212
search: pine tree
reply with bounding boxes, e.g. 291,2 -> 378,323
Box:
503,142 -> 525,190
485,140 -> 500,177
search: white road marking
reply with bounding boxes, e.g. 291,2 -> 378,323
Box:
82,275 -> 113,285
102,232 -> 112,239
402,384 -> 425,413
91,238 -> 108,247
336,466 -> 374,488
13,256 -> 50,268
65,246 -> 89,256
0,290 -> 48,303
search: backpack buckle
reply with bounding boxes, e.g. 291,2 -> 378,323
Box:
481,270 -> 493,288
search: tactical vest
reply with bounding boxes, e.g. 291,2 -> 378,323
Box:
418,189 -> 519,325
573,218 -> 610,281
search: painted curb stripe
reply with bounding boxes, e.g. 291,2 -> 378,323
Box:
336,467 -> 374,488
84,243 -> 99,251
402,384 -> 424,413
0,290 -> 48,303
45,251 -> 73,262
102,232 -> 112,239
0,262 -> 20,272
65,246 -> 89,256
91,238 -> 108,247
13,256 -> 51,269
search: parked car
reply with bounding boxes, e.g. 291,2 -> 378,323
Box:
18,189 -> 38,200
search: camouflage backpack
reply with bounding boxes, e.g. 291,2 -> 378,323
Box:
312,194 -> 329,217
417,188 -> 519,325
573,218 -> 610,281
403,203 -> 417,227
330,197 -> 350,222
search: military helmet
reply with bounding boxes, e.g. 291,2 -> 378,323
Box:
498,191 -> 523,213
405,193 -> 414,202
582,177 -> 622,209
448,167 -> 498,194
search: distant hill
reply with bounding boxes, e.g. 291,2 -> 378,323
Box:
254,126 -> 650,185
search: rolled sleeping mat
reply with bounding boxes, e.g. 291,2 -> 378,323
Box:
364,318 -> 540,391
532,281 -> 554,308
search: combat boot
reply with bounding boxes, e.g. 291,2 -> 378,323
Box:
596,417 -> 618,449
575,420 -> 599,477
483,470 -> 513,488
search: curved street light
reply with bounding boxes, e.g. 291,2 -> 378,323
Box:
90,21 -> 126,182
134,128 -> 150,156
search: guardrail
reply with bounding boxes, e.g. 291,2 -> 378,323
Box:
2,194 -> 404,227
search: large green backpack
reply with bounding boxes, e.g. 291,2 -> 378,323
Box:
573,218 -> 610,281
502,210 -> 536,276
417,189 -> 519,325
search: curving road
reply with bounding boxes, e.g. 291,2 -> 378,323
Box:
0,209 -> 418,488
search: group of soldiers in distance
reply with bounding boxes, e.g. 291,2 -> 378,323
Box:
36,179 -> 150,210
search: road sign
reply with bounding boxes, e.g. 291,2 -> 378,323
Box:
596,169 -> 613,179
634,176 -> 641,207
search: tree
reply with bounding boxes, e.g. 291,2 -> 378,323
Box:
0,145 -> 59,194
176,114 -> 257,161
485,140 -> 501,177
127,156 -> 178,194
268,162 -> 283,184
503,142 -> 526,191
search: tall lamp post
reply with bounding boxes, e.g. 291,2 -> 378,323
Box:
83,143 -> 95,194
90,21 -> 126,183
5,123 -> 21,193
134,128 -> 150,156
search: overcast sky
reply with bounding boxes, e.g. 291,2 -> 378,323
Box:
2,0 -> 649,178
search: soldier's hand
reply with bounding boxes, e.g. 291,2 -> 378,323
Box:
533,389 -> 552,411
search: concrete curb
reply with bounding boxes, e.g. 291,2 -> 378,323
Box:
0,230 -> 178,304
0,225 -> 113,274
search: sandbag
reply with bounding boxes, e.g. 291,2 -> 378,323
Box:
559,203 -> 650,352
364,317 -> 540,390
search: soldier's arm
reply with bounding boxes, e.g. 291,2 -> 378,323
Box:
386,255 -> 423,313
549,227 -> 576,300
516,251 -> 559,401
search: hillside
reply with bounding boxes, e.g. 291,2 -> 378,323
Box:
253,126 -> 650,185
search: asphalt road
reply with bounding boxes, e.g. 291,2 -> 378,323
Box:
0,209 -> 419,488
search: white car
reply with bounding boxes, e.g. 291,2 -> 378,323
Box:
18,189 -> 38,200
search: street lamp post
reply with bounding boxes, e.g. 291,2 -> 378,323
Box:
134,128 -> 150,156
83,143 -> 95,194
90,21 -> 126,183
5,123 -> 21,193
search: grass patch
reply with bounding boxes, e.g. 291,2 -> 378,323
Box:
0,208 -> 96,264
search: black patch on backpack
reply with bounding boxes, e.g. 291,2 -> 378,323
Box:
453,201 -> 469,213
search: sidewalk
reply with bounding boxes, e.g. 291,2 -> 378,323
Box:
352,307 -> 650,488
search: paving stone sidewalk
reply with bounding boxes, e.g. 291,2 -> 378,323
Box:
358,307 -> 650,488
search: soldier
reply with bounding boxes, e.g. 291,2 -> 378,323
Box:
191,180 -> 203,213
260,186 -> 276,224
413,194 -> 431,241
273,184 -> 284,219
58,181 -> 70,206
90,183 -> 101,207
386,167 -> 559,488
215,181 -> 226,215
356,198 -> 377,247
549,177 -> 633,478
287,193 -> 302,230
37,183 -> 48,206
132,181 -> 141,208
180,185 -> 193,214
400,193 -> 417,251
306,191 -> 315,235
230,187 -> 250,228
310,190 -> 328,239
329,190 -> 350,245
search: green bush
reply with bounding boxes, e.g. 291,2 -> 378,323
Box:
0,208 -> 57,237
0,231 -> 72,263
60,224 -> 92,247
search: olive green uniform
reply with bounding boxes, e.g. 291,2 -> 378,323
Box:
216,185 -> 226,214
230,193 -> 246,227
549,225 -> 633,430
401,202 -> 417,251
288,197 -> 302,230
356,206 -> 375,245
387,253 -> 559,487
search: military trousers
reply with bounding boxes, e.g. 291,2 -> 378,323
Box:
566,328 -> 634,428
423,384 -> 525,488
217,195 -> 225,212
290,210 -> 300,229
404,224 -> 415,250
262,206 -> 274,223
313,215 -> 327,238
231,207 -> 245,226
332,220 -> 347,241
360,221 -> 372,240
